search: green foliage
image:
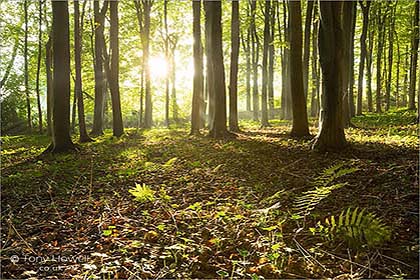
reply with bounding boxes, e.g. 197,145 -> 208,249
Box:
294,162 -> 359,215
311,207 -> 391,248
128,183 -> 156,203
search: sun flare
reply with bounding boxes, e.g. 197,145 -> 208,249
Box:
149,56 -> 168,79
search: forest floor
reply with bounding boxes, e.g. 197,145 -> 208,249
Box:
1,109 -> 418,279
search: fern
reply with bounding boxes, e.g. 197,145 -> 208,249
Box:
129,183 -> 156,203
312,207 -> 391,248
293,162 -> 359,215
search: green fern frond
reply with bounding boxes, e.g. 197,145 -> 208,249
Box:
294,183 -> 346,215
293,162 -> 359,216
315,207 -> 391,248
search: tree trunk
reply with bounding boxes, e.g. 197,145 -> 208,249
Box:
348,4 -> 356,118
385,3 -> 396,111
205,3 -> 214,131
310,4 -> 320,118
229,0 -> 240,131
109,0 -> 124,137
243,5 -> 251,112
375,4 -> 385,113
205,1 -> 229,138
191,0 -> 204,135
396,33 -> 400,108
312,1 -> 347,152
46,36 -> 52,136
170,42 -> 178,123
356,0 -> 370,115
164,0 -> 170,127
268,0 -> 275,119
24,0 -> 32,130
91,1 -> 107,136
261,0 -> 271,127
74,0 -> 92,142
402,46 -> 409,107
303,0 -> 314,100
143,0 -> 153,128
366,21 -> 374,112
47,1 -> 75,153
289,0 -> 309,137
251,0 -> 259,121
408,0 -> 419,110
36,0 -> 43,133
342,1 -> 355,128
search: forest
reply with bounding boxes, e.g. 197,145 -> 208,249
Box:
1,0 -> 419,278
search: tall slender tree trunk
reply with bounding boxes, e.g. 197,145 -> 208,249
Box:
402,46 -> 409,107
310,4 -> 320,117
109,1 -> 124,136
205,4 -> 214,130
348,4 -> 356,118
375,5 -> 385,113
356,0 -> 370,115
242,28 -> 252,112
36,0 -> 43,133
312,1 -> 347,152
74,0 -> 92,142
91,0 -> 108,136
261,0 -> 271,127
164,0 -> 170,127
191,0 -> 204,135
170,43 -> 178,123
251,0 -> 259,121
303,0 -> 314,100
205,1 -> 229,138
289,0 -> 309,137
385,3 -> 396,111
366,22 -> 374,112
143,0 -> 153,128
229,0 -> 240,131
396,33 -> 400,108
47,0 -> 75,153
24,0 -> 32,130
268,0 -> 275,119
408,0 -> 419,110
46,36 -> 52,136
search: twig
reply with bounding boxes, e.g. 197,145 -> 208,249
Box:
7,218 -> 36,254
379,252 -> 413,268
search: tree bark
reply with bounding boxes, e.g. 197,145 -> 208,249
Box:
366,20 -> 374,112
310,4 -> 320,118
74,0 -> 92,142
47,0 -> 75,153
109,0 -> 124,137
385,3 -> 396,111
356,0 -> 370,115
142,0 -> 153,128
164,0 -> 170,127
229,0 -> 240,131
261,0 -> 271,127
24,0 -> 32,130
408,0 -> 419,110
250,0 -> 259,121
303,0 -> 314,100
191,0 -> 204,135
289,0 -> 309,137
375,4 -> 386,113
312,1 -> 347,152
91,0 -> 108,136
268,0 -> 275,119
36,0 -> 43,133
45,35 -> 52,136
205,1 -> 229,138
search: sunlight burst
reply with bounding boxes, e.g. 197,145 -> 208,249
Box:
149,56 -> 168,79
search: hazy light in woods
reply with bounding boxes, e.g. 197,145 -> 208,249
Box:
149,55 -> 168,79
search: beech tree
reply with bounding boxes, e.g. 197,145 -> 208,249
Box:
312,1 -> 347,151
229,0 -> 240,132
45,0 -> 75,153
408,0 -> 419,110
109,1 -> 124,137
288,0 -> 309,137
91,0 -> 108,136
204,1 -> 228,138
191,0 -> 204,135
